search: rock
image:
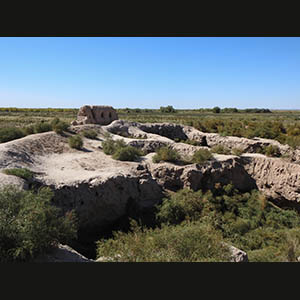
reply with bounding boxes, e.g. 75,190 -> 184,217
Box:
72,105 -> 118,126
227,244 -> 249,262
32,244 -> 93,262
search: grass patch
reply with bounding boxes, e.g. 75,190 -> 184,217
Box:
102,138 -> 143,161
3,168 -> 35,181
0,127 -> 26,143
81,129 -> 98,139
262,145 -> 281,157
68,135 -> 83,150
152,146 -> 181,163
51,118 -> 69,134
211,145 -> 231,155
231,147 -> 245,156
191,148 -> 213,164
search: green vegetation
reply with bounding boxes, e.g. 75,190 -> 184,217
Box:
81,129 -> 98,139
68,135 -> 83,150
34,121 -> 52,133
3,168 -> 35,181
152,146 -> 181,163
178,139 -> 203,146
0,127 -> 26,143
191,149 -> 213,164
212,106 -> 221,114
262,145 -> 281,157
0,185 -> 77,262
231,147 -> 245,156
102,138 -> 143,161
51,118 -> 69,134
96,220 -> 231,262
112,146 -> 143,161
95,183 -> 300,262
1,107 -> 300,150
211,145 -> 231,155
159,105 -> 176,113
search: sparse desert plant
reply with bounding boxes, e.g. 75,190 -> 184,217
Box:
68,135 -> 83,150
102,138 -> 143,161
34,121 -> 52,133
51,118 -> 69,134
102,138 -> 117,155
191,148 -> 213,164
231,147 -> 245,156
263,145 -> 281,157
0,185 -> 77,262
23,125 -> 35,135
0,127 -> 26,143
152,146 -> 181,163
3,168 -> 35,181
112,145 -> 143,161
81,129 -> 98,139
211,145 -> 231,155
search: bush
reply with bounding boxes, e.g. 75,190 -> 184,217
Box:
0,185 -> 77,262
263,145 -> 281,157
156,189 -> 204,225
0,127 -> 26,143
81,129 -> 98,139
51,118 -> 69,134
24,125 -> 35,135
191,148 -> 213,164
102,138 -> 143,161
112,146 -> 143,161
231,148 -> 245,156
212,106 -> 221,113
152,146 -> 181,163
34,121 -> 52,133
211,145 -> 231,155
96,220 -> 231,262
159,105 -> 176,113
3,168 -> 35,181
68,135 -> 83,149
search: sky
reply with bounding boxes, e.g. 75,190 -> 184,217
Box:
0,37 -> 299,109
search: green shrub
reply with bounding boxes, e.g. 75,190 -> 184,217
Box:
231,148 -> 245,156
0,185 -> 77,262
191,148 -> 213,164
102,138 -> 117,155
51,118 -> 69,134
263,145 -> 281,157
81,129 -> 98,139
0,127 -> 26,143
96,220 -> 231,262
102,138 -> 143,161
23,125 -> 35,135
34,121 -> 52,133
211,145 -> 231,155
212,106 -> 221,113
156,189 -> 204,225
112,146 -> 143,161
152,146 -> 181,163
3,168 -> 35,181
181,139 -> 203,146
68,135 -> 83,149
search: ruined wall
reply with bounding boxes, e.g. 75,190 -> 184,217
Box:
72,105 -> 118,126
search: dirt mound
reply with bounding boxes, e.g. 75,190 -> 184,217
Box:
1,120 -> 300,233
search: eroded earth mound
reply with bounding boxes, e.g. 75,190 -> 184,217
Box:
2,119 -> 300,261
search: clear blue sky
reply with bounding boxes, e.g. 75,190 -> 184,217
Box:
0,37 -> 299,109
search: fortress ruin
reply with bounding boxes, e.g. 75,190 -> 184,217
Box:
71,105 -> 118,126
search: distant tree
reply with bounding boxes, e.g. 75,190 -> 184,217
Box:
212,106 -> 221,114
160,105 -> 176,113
